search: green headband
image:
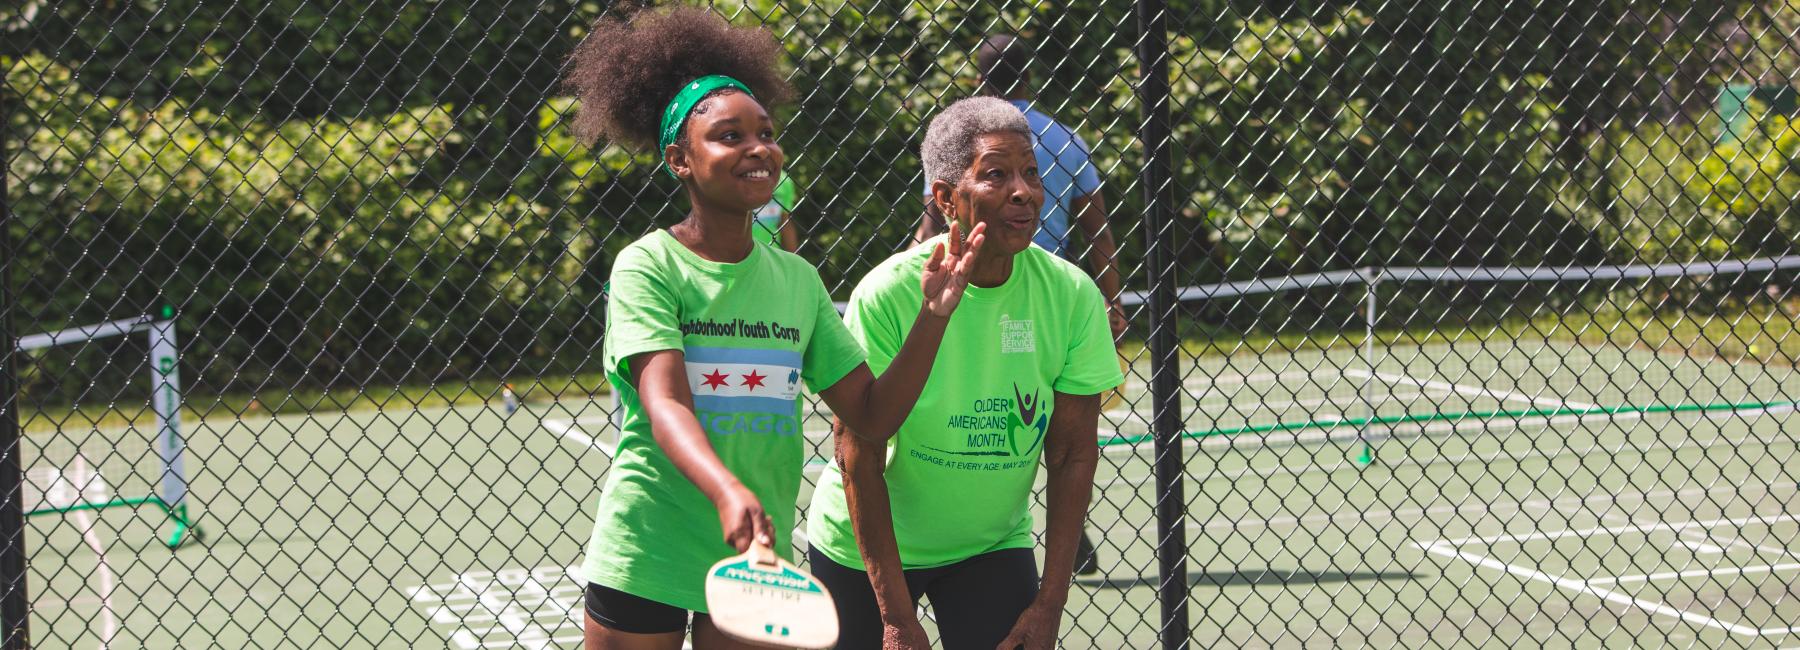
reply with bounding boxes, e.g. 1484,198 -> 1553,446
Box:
658,75 -> 753,179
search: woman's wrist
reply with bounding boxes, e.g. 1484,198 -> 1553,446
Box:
1035,583 -> 1072,608
878,605 -> 920,625
869,567 -> 916,623
706,479 -> 751,509
906,302 -> 953,333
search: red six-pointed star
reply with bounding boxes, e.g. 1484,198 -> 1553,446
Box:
700,369 -> 730,390
741,370 -> 766,390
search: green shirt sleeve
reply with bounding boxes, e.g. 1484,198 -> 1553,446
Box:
842,274 -> 905,377
1054,279 -> 1126,395
803,272 -> 866,392
603,245 -> 684,376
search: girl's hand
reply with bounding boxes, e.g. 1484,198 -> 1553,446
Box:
920,221 -> 987,317
715,485 -> 774,552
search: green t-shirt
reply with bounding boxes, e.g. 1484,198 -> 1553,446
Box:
806,237 -> 1124,570
583,230 -> 865,611
750,174 -> 797,247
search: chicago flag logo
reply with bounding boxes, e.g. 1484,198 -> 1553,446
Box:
684,346 -> 803,419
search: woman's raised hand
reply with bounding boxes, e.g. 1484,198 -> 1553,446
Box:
920,221 -> 987,317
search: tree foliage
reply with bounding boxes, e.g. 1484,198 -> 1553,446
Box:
5,0 -> 1797,401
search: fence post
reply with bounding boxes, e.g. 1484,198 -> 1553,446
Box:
0,66 -> 31,650
1135,0 -> 1187,647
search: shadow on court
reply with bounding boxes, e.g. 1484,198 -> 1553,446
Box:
1075,568 -> 1424,590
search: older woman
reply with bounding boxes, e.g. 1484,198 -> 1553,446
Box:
806,97 -> 1123,650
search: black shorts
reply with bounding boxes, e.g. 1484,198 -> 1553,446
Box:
808,546 -> 1039,650
584,583 -> 688,635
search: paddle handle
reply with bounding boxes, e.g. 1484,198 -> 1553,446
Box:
748,539 -> 779,568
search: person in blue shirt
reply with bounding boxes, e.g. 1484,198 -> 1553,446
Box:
912,34 -> 1125,576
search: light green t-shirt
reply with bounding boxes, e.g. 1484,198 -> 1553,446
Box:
750,174 -> 798,247
807,237 -> 1124,570
583,230 -> 864,612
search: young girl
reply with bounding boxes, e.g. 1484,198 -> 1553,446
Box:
562,7 -> 985,649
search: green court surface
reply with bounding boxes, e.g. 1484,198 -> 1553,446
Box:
22,338 -> 1800,648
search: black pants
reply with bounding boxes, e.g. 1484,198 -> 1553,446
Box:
584,583 -> 687,634
808,546 -> 1038,650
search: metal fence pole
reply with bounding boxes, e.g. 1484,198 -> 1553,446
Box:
0,67 -> 30,650
1135,0 -> 1186,647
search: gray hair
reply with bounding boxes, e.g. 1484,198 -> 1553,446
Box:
920,97 -> 1031,189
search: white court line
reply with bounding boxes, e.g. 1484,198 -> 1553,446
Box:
1113,369 -> 1480,418
545,416 -> 833,459
1185,390 -> 1429,413
1439,513 -> 1800,547
1098,406 -> 1416,457
543,417 -> 608,455
1085,431 -> 1797,529
473,636 -> 583,649
1581,510 -> 1792,588
1587,562 -> 1800,586
547,416 -> 835,477
1187,481 -> 1797,536
71,509 -> 116,650
440,608 -> 577,625
1620,500 -> 1800,558
1416,541 -> 1799,637
1096,402 -> 1623,469
1103,371 -> 1327,414
1182,370 -> 1321,388
1676,535 -> 1729,555
413,567 -> 585,650
69,457 -> 116,650
1110,374 -> 1652,460
1670,524 -> 1792,559
1693,524 -> 1800,560
1345,368 -> 1599,411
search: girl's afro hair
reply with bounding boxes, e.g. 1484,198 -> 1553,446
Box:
563,5 -> 795,151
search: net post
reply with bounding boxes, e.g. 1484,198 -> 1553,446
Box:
147,312 -> 193,545
0,72 -> 30,649
1136,0 -> 1188,646
1357,268 -> 1380,466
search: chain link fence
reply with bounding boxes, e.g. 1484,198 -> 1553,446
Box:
5,0 -> 1800,647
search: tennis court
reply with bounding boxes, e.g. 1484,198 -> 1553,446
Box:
20,334 -> 1797,648
1081,339 -> 1800,647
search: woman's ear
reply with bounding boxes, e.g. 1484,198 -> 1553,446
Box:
665,143 -> 690,180
930,179 -> 955,221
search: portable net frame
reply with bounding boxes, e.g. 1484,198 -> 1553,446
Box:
13,314 -> 199,549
